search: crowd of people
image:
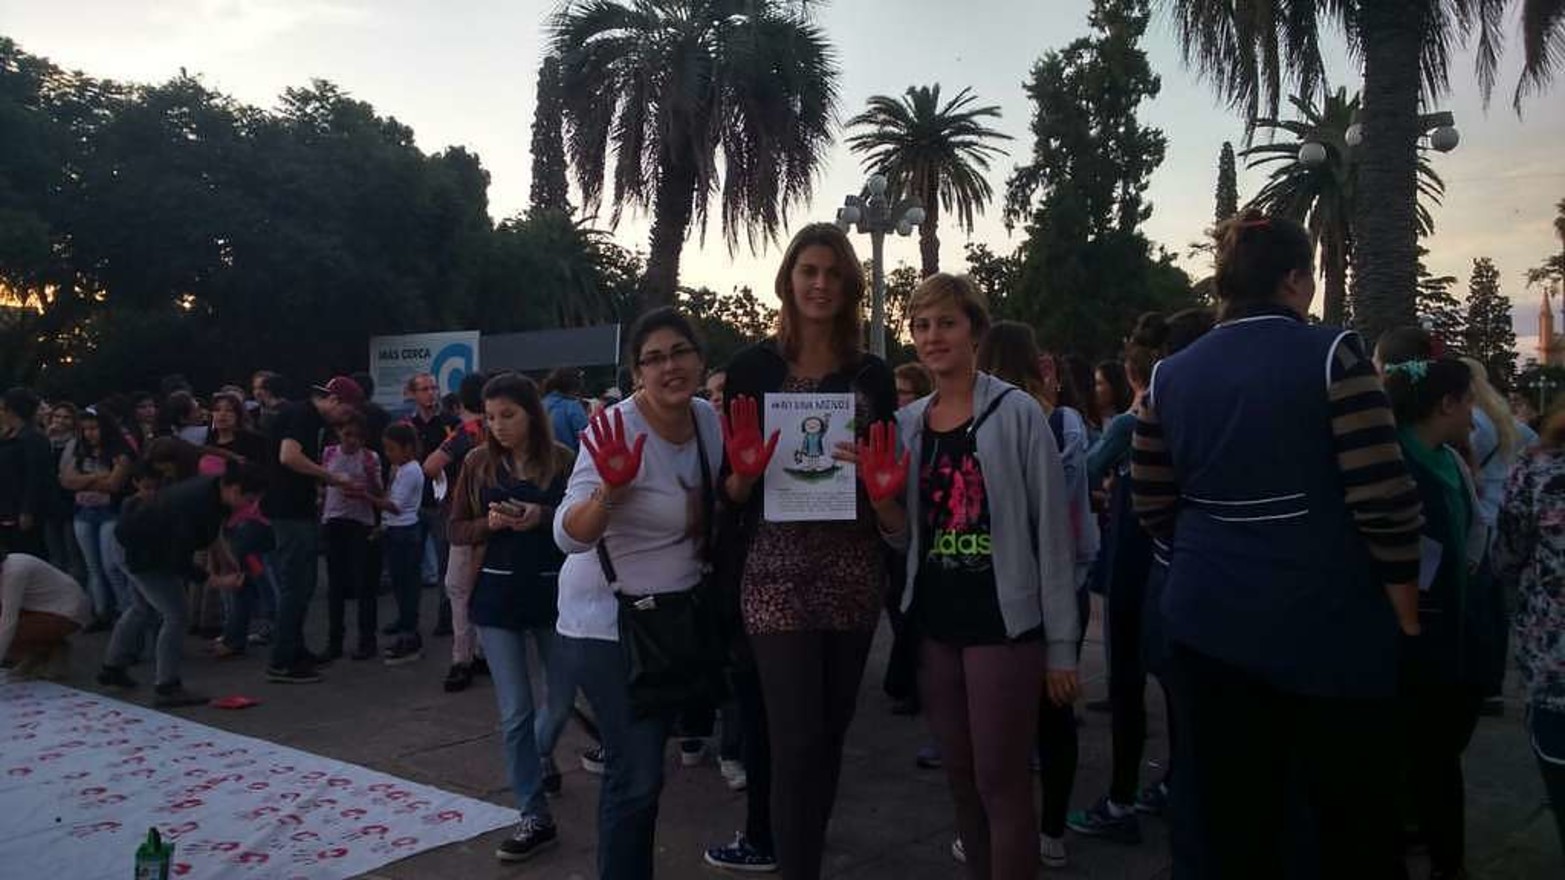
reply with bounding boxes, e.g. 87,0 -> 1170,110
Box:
2,212 -> 1564,879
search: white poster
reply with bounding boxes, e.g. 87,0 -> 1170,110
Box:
368,331 -> 480,412
763,392 -> 857,522
0,676 -> 514,880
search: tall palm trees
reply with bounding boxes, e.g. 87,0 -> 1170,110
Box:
1243,88 -> 1444,326
550,0 -> 838,308
845,85 -> 1012,277
1168,0 -> 1563,342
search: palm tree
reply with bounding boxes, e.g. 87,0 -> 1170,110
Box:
845,85 -> 1012,277
550,0 -> 838,308
1168,0 -> 1564,343
1242,88 -> 1445,327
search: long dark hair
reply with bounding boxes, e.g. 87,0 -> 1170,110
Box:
977,321 -> 1049,403
1096,360 -> 1133,416
471,373 -> 572,490
77,405 -> 129,467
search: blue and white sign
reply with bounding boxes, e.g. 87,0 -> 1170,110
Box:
369,330 -> 480,411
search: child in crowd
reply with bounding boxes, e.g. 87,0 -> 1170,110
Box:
321,416 -> 383,661
380,423 -> 426,666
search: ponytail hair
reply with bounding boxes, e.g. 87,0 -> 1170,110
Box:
1383,358 -> 1472,427
1212,209 -> 1313,318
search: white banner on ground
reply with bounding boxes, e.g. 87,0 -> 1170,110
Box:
0,677 -> 513,880
368,331 -> 480,412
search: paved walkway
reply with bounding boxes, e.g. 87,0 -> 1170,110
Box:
53,585 -> 1562,878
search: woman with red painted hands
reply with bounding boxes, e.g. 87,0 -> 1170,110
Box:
707,223 -> 901,880
877,273 -> 1080,880
552,308 -> 724,880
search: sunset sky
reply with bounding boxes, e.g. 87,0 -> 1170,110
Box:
4,0 -> 1561,355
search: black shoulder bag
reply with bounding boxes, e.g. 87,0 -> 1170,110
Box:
596,409 -> 727,718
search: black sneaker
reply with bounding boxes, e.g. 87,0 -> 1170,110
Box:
1134,780 -> 1169,815
541,757 -> 562,795
153,683 -> 209,709
581,745 -> 607,775
704,833 -> 779,873
472,656 -> 491,677
915,744 -> 942,770
266,664 -> 323,684
443,663 -> 474,693
495,816 -> 557,862
97,665 -> 138,690
1066,796 -> 1142,843
384,639 -> 423,667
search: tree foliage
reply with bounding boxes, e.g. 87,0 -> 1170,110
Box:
678,285 -> 777,368
1416,246 -> 1465,348
0,38 -> 651,400
999,0 -> 1194,358
1215,140 -> 1238,223
846,85 -> 1011,276
550,0 -> 839,307
1527,197 -> 1565,289
1464,256 -> 1516,388
529,56 -> 572,217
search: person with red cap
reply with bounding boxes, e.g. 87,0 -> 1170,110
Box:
262,375 -> 365,684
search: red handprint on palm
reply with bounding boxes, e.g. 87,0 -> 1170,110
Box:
582,408 -> 646,489
721,395 -> 779,479
856,421 -> 909,504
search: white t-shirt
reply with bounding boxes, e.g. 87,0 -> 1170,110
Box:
384,461 -> 425,528
553,396 -> 722,642
0,554 -> 92,659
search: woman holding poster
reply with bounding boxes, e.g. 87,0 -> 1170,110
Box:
707,223 -> 899,879
882,273 -> 1079,879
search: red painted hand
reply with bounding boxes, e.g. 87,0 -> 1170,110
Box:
856,421 -> 908,504
582,408 -> 646,489
721,395 -> 779,480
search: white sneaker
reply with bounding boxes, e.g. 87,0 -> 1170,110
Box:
1039,832 -> 1067,868
951,838 -> 966,864
719,758 -> 748,791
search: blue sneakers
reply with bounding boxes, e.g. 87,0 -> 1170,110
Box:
704,833 -> 778,873
1066,795 -> 1142,843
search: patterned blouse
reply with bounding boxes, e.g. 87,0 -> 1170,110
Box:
740,375 -> 885,635
1496,449 -> 1565,712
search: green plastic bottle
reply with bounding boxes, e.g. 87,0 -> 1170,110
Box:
133,827 -> 172,880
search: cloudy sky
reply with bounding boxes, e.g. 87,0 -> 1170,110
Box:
5,0 -> 1562,355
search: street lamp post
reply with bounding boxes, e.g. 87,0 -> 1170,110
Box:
835,174 -> 925,359
1531,372 -> 1557,416
1299,110 -> 1461,168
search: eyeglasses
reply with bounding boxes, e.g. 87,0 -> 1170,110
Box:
636,344 -> 700,370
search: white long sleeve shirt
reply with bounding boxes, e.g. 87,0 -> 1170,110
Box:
552,396 -> 722,642
0,554 -> 92,659
384,461 -> 425,528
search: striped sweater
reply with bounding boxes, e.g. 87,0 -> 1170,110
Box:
1132,327 -> 1422,587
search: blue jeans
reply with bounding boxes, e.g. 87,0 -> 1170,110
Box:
477,625 -> 560,823
106,569 -> 187,687
74,507 -> 130,619
384,524 -> 423,639
221,568 -> 277,652
557,634 -> 672,880
269,518 -> 320,670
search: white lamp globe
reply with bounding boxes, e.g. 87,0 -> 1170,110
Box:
867,174 -> 889,197
1344,123 -> 1364,147
1430,125 -> 1460,152
1298,141 -> 1328,166
904,206 -> 926,226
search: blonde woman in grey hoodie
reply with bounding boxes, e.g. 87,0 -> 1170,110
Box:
864,273 -> 1079,878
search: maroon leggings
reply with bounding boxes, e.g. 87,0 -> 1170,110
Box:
922,638 -> 1047,880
